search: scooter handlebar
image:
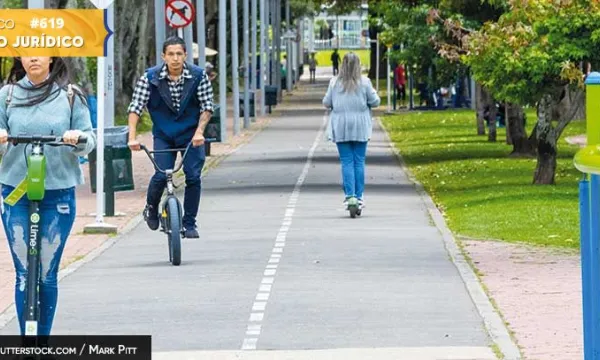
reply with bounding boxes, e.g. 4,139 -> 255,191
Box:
7,135 -> 88,145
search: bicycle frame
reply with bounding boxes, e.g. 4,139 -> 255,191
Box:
140,142 -> 193,220
5,135 -> 86,337
140,142 -> 193,196
140,142 -> 193,265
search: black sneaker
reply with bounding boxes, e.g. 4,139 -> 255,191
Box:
143,204 -> 159,231
184,227 -> 199,239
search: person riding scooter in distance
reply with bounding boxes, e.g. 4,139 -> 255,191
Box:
127,36 -> 214,239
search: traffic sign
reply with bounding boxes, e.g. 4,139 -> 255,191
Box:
90,0 -> 114,8
166,0 -> 195,29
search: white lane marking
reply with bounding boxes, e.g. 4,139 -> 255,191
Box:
249,313 -> 263,322
256,293 -> 269,301
240,115 -> 327,350
241,338 -> 257,350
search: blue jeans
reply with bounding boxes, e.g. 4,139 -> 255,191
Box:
0,185 -> 76,336
146,136 -> 206,229
335,141 -> 368,200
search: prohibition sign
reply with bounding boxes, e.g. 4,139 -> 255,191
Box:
166,0 -> 195,29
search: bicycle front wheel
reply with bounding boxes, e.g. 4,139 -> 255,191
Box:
166,197 -> 182,266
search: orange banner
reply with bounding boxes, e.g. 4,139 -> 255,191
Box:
0,9 -> 111,57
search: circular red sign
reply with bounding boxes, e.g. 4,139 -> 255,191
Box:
166,0 -> 195,29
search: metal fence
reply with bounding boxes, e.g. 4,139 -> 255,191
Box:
312,35 -> 371,50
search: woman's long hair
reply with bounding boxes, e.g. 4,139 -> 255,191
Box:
6,57 -> 87,107
336,52 -> 362,93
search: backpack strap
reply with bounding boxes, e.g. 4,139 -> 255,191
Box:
67,84 -> 74,109
5,84 -> 14,106
67,84 -> 77,129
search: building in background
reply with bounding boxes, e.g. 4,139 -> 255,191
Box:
303,1 -> 370,51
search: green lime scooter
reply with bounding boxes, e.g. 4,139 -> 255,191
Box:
3,134 -> 87,338
346,197 -> 362,218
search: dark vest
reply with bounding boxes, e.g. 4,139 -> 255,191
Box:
145,63 -> 205,143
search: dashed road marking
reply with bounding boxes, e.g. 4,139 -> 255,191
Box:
240,116 -> 327,350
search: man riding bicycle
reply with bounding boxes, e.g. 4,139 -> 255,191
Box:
127,36 -> 214,239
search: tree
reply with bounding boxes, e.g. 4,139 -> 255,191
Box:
461,0 -> 600,184
376,1 -> 464,108
430,0 -> 514,142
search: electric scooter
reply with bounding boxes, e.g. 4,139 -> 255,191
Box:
3,134 -> 86,338
346,197 -> 362,218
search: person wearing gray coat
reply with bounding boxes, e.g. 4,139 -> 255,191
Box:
322,52 -> 380,209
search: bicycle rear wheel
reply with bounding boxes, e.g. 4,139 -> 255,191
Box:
166,197 -> 182,266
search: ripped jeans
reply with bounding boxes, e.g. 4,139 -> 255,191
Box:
0,184 -> 76,336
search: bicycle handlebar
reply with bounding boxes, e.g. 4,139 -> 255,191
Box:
139,142 -> 192,175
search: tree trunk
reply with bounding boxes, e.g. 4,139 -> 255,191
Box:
507,103 -> 535,157
488,104 -> 497,142
475,82 -> 486,135
533,95 -> 558,185
114,0 -> 150,112
568,87 -> 586,121
480,86 -> 497,142
136,4 -> 150,76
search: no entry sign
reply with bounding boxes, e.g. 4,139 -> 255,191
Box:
166,0 -> 195,29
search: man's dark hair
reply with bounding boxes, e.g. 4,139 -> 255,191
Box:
7,57 -> 87,108
162,36 -> 186,53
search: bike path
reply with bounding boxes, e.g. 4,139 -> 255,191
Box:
0,78 -> 499,359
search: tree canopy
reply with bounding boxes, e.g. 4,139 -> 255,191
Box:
462,0 -> 600,106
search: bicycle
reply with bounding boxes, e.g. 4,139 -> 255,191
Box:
2,134 -> 87,337
140,142 -> 193,266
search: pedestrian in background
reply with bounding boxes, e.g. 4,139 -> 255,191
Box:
322,52 -> 380,209
308,53 -> 317,83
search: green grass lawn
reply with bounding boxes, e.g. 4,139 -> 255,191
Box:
380,109 -> 585,249
313,49 -> 370,68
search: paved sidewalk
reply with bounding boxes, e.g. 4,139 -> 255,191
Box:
0,72 -> 520,359
463,240 -> 582,360
0,98 -> 273,324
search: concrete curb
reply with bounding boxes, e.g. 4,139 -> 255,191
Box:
376,116 -> 522,360
0,115 -> 275,333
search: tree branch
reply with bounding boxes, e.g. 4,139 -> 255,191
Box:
555,86 -> 585,136
428,8 -> 474,40
427,8 -> 474,62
